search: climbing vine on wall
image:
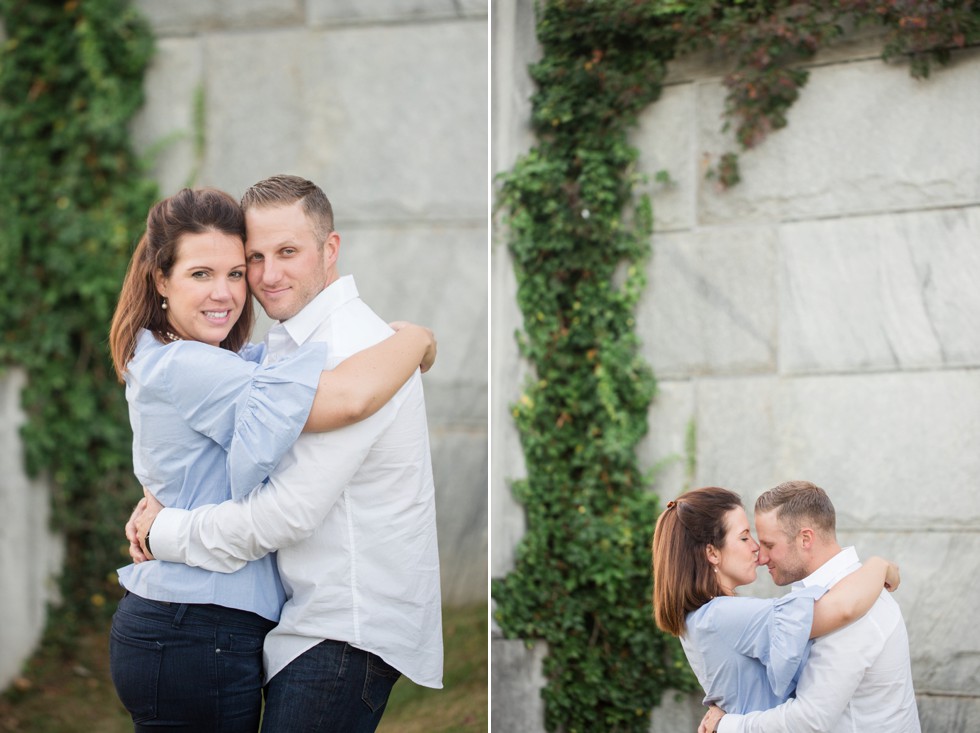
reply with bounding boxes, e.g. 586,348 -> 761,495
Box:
493,1 -> 979,731
0,0 -> 157,637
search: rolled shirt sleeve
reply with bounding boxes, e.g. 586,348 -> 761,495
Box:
733,585 -> 827,699
149,339 -> 327,501
687,584 -> 827,714
149,397 -> 400,571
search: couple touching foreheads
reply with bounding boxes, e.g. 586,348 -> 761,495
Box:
652,480 -> 920,733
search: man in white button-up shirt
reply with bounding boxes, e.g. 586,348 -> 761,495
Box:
139,175 -> 443,732
702,480 -> 919,733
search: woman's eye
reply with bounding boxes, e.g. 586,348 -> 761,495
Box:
192,271 -> 208,279
230,271 -> 244,279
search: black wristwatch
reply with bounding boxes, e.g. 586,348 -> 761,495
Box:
144,529 -> 152,556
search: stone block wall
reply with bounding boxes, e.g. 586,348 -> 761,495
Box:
0,372 -> 65,692
491,1 -> 980,730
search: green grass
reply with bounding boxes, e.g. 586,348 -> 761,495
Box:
0,604 -> 487,732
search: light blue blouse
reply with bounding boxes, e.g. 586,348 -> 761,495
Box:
680,585 -> 827,714
116,329 -> 327,621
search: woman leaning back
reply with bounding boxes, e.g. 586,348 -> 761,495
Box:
107,187 -> 436,733
652,487 -> 899,720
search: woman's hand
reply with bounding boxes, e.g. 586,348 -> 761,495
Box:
698,705 -> 725,733
884,560 -> 901,592
389,321 -> 437,373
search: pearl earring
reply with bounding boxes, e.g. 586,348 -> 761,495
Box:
713,567 -> 718,574
162,298 -> 168,310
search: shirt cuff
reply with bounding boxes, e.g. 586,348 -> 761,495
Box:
718,713 -> 743,733
148,507 -> 191,562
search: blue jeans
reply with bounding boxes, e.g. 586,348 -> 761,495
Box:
110,592 -> 275,733
260,639 -> 401,733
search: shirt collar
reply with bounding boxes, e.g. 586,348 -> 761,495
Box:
798,545 -> 859,588
269,275 -> 359,347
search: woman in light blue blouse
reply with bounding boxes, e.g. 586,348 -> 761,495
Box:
651,487 -> 898,719
106,188 -> 436,733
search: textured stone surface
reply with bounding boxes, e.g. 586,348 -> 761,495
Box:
694,370 -> 980,527
491,0 -> 539,176
307,0 -> 460,25
698,51 -> 980,224
636,227 -> 777,378
489,0 -> 534,577
0,371 -> 64,692
637,380 -> 696,499
490,638 -> 549,732
129,37 -> 204,195
338,224 -> 487,423
429,429 -> 488,605
489,234 -> 529,578
915,694 -> 980,733
831,529 -> 980,697
779,206 -> 980,374
632,82 -> 697,233
197,19 -> 487,224
135,0 -> 303,33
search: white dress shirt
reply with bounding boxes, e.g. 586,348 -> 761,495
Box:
150,275 -> 444,688
718,547 -> 920,733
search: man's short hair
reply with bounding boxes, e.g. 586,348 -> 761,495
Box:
755,480 -> 836,539
240,174 -> 334,244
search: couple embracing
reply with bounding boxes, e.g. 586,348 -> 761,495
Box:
653,480 -> 920,733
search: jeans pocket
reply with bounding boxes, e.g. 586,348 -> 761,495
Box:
361,653 -> 401,713
109,623 -> 164,723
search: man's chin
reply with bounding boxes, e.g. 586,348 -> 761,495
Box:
259,303 -> 295,321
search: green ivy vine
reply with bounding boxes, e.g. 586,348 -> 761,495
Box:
0,0 -> 157,639
493,1 -> 979,731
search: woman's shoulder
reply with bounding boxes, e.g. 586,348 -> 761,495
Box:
688,594 -> 780,635
130,330 -> 248,384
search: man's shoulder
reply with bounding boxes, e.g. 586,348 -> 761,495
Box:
310,296 -> 392,353
813,590 -> 904,653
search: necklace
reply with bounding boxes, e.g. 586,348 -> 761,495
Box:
163,330 -> 182,343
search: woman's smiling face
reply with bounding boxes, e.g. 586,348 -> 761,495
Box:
155,230 -> 248,347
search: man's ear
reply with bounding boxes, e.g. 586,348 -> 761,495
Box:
798,527 -> 815,550
322,231 -> 340,269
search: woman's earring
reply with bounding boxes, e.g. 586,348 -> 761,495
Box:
713,567 -> 718,574
161,298 -> 168,310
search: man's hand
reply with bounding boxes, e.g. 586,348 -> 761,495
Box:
125,497 -> 149,563
389,321 -> 437,374
698,705 -> 725,733
134,488 -> 165,560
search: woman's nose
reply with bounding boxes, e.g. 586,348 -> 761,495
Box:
212,278 -> 232,300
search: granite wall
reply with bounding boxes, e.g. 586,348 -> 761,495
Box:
491,1 -> 980,730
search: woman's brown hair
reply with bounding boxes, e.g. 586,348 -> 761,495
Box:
108,188 -> 253,381
652,487 -> 743,636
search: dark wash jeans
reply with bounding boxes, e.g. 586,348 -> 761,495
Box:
110,591 -> 274,733
261,639 -> 402,733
